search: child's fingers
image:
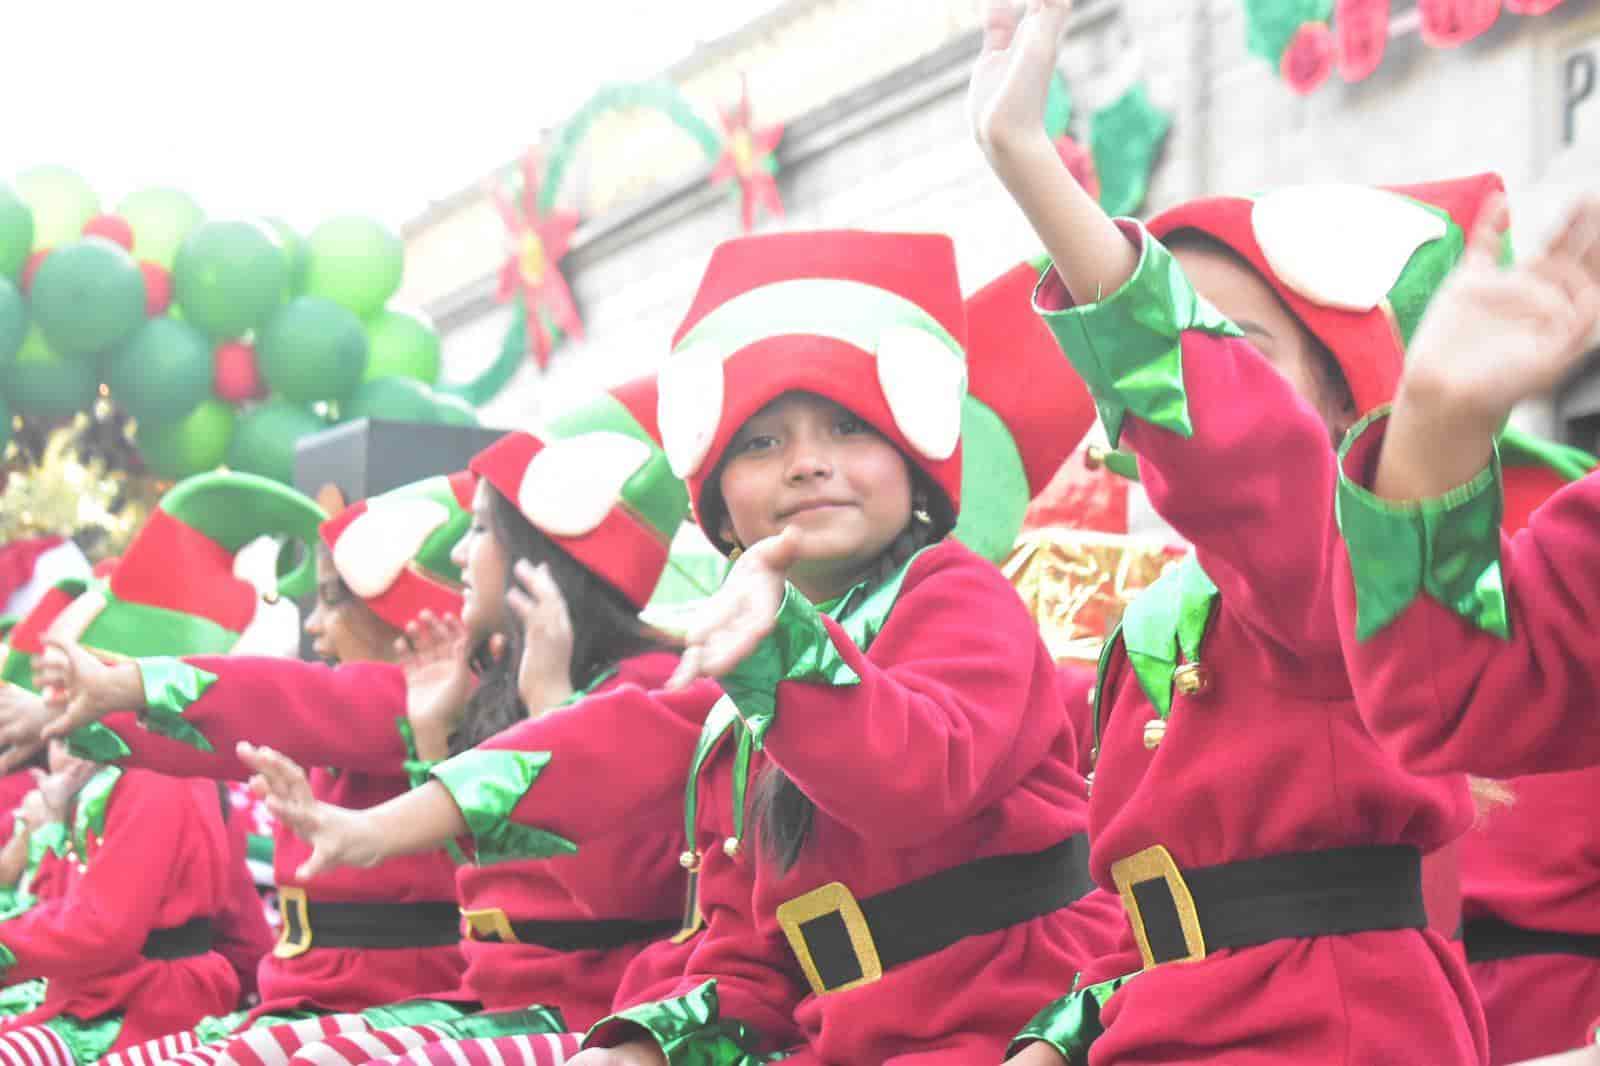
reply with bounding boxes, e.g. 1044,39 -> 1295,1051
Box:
1460,192 -> 1507,269
666,645 -> 705,691
506,586 -> 535,630
980,0 -> 1021,56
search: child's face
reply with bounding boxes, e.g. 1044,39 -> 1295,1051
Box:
304,548 -> 400,665
717,392 -> 915,601
1172,244 -> 1355,442
451,481 -> 509,641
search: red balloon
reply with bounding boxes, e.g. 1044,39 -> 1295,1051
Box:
213,340 -> 264,403
139,261 -> 172,316
1336,0 -> 1390,82
1053,136 -> 1102,205
82,214 -> 135,251
1418,0 -> 1502,47
1282,21 -> 1336,94
20,250 -> 50,294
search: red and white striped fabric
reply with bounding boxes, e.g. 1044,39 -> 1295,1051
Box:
376,1033 -> 579,1066
286,1025 -> 449,1066
86,1027 -> 203,1066
211,1014 -> 379,1066
0,1025 -> 78,1066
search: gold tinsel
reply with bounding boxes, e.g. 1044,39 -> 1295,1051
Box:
1,405 -> 168,563
1004,526 -> 1186,663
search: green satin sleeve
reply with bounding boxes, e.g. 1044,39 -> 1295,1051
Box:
1032,221 -> 1244,448
0,942 -> 16,980
1335,408 -> 1508,641
429,749 -> 577,866
136,657 -> 219,752
586,980 -> 788,1066
719,584 -> 860,750
1007,973 -> 1138,1063
65,721 -> 132,763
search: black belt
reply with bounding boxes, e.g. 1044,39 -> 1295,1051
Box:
1464,918 -> 1600,963
462,906 -> 679,952
776,834 -> 1094,996
142,918 -> 214,960
275,888 -> 461,959
1112,843 -> 1426,969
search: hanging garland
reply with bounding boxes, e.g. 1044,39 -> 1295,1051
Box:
1244,0 -> 1571,95
1043,73 -> 1172,218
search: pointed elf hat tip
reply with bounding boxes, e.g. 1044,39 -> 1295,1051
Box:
1149,172 -> 1508,416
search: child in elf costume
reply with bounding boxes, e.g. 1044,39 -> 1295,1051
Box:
0,735 -> 239,1066
556,227 -> 1117,1066
1329,193 -> 1600,1060
222,381 -> 701,1066
971,1 -> 1525,1062
22,471 -> 469,1066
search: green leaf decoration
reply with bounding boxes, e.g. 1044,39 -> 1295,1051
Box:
1090,82 -> 1172,218
1242,0 -> 1334,63
1044,71 -> 1075,141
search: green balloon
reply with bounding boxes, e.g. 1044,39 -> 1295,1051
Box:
137,399 -> 235,481
363,307 -> 441,384
29,238 -> 147,358
432,392 -> 479,426
114,187 -> 204,269
105,317 -> 212,425
302,216 -> 404,318
12,166 -> 97,250
0,184 -> 33,280
0,327 -> 98,418
341,376 -> 441,424
256,295 -> 369,403
172,219 -> 288,341
263,217 -> 307,296
0,391 -> 9,451
226,399 -> 327,485
0,276 -> 26,366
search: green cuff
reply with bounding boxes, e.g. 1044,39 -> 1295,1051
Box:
431,1005 -> 567,1041
587,980 -> 783,1066
72,767 -> 123,853
1034,221 -> 1244,447
65,721 -> 131,763
1119,553 -> 1217,720
1336,408 -> 1508,641
136,657 -> 219,752
1008,973 -> 1137,1063
28,822 -> 64,865
0,941 -> 15,979
430,749 -> 577,866
720,584 -> 860,749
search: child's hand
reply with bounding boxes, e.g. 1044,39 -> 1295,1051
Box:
35,637 -> 141,743
240,741 -> 379,880
667,527 -> 804,689
398,610 -> 475,759
15,786 -> 50,832
1380,194 -> 1600,499
508,561 -> 575,713
0,684 -> 54,775
969,0 -> 1072,161
1002,1042 -> 1070,1066
565,1044 -> 668,1066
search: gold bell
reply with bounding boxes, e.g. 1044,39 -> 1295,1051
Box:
1142,719 -> 1167,750
1084,771 -> 1094,795
1173,663 -> 1213,697
722,836 -> 743,860
1084,445 -> 1108,470
678,849 -> 701,871
263,591 -> 281,606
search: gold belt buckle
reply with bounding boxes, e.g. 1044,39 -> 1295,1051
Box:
1111,844 -> 1207,970
461,907 -> 519,944
273,886 -> 312,959
775,881 -> 882,996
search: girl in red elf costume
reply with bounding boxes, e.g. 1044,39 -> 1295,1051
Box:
971,1 -> 1532,1062
23,472 -> 473,1066
0,737 -> 240,1066
181,382 -> 703,1066
560,226 -> 1118,1066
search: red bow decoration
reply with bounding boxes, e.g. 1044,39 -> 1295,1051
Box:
488,151 -> 583,370
1418,0 -> 1502,47
1335,0 -> 1390,82
710,77 -> 785,233
1282,21 -> 1337,94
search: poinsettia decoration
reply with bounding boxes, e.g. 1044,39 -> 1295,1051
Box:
710,76 -> 785,233
1245,0 -> 1564,91
487,150 -> 583,370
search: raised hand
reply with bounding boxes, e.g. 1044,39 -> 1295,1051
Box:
35,637 -> 143,743
0,684 -> 54,775
397,610 -> 475,760
1379,194 -> 1600,499
239,741 -> 381,880
969,0 -> 1073,159
667,526 -> 804,689
507,561 -> 575,713
1002,1042 -> 1070,1066
564,1043 -> 668,1066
